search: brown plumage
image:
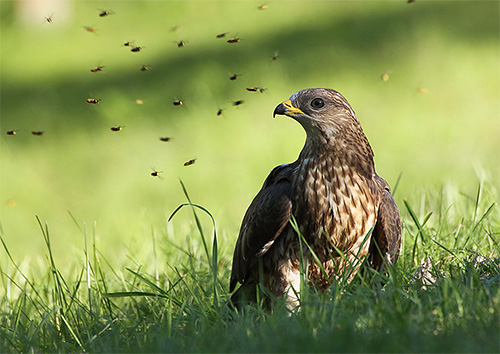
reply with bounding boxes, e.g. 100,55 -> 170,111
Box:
230,88 -> 401,309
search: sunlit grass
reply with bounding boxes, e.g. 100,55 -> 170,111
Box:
0,180 -> 498,352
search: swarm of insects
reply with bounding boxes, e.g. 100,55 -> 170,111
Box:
184,159 -> 196,166
173,99 -> 183,106
110,126 -> 124,131
86,98 -> 100,104
90,65 -> 105,72
31,131 -> 44,136
227,37 -> 241,43
6,130 -> 18,135
159,137 -> 171,142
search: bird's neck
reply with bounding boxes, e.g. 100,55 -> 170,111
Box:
299,132 -> 375,179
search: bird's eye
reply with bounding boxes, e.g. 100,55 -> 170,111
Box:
311,98 -> 324,109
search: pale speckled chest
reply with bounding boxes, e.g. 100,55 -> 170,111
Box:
290,153 -> 380,286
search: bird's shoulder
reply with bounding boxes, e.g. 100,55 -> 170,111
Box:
262,162 -> 297,187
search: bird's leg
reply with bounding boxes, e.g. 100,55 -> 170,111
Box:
282,265 -> 301,310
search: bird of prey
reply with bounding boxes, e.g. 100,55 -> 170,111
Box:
230,88 -> 401,309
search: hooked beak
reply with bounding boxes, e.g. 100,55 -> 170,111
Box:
273,99 -> 304,118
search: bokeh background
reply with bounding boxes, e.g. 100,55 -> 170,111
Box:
1,0 -> 499,266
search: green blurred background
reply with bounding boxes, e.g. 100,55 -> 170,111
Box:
1,1 -> 498,265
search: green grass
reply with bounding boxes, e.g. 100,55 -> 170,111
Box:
0,180 -> 499,352
1,1 -> 499,262
0,1 -> 499,352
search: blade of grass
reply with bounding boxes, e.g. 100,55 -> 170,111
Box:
391,172 -> 403,197
168,179 -> 219,307
35,216 -> 67,312
60,313 -> 85,351
290,216 -> 329,283
404,199 -> 433,264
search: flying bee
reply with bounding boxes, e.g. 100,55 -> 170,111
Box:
98,9 -> 114,17
110,125 -> 124,131
159,137 -> 171,142
171,25 -> 180,32
134,99 -> 144,105
229,73 -> 240,80
123,41 -> 133,47
381,72 -> 390,82
140,64 -> 150,71
44,13 -> 54,24
183,159 -> 196,166
84,26 -> 99,34
217,108 -> 224,116
227,37 -> 241,43
130,46 -> 143,52
86,98 -> 100,104
417,88 -> 428,94
90,65 -> 105,72
271,51 -> 279,61
6,130 -> 18,135
175,40 -> 186,48
258,5 -> 268,10
173,99 -> 183,106
233,100 -> 244,106
31,131 -> 44,136
151,169 -> 163,178
216,32 -> 229,38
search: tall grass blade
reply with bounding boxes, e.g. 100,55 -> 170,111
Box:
60,313 -> 85,351
0,231 -> 45,306
169,180 -> 219,307
392,171 -> 403,196
290,216 -> 329,283
404,199 -> 432,264
35,216 -> 67,313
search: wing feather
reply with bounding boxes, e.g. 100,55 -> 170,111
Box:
229,165 -> 293,292
369,176 -> 402,270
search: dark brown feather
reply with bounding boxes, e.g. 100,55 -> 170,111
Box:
229,164 -> 295,292
369,176 -> 402,269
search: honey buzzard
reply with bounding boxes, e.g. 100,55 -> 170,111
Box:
230,88 -> 401,309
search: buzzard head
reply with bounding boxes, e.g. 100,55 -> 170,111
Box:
273,88 -> 359,145
274,88 -> 374,174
